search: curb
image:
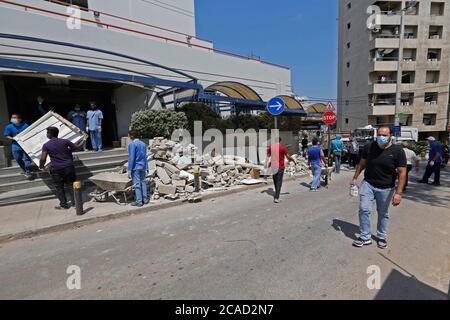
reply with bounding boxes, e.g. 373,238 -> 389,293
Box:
0,174 -> 309,244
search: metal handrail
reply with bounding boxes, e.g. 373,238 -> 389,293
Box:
0,0 -> 290,70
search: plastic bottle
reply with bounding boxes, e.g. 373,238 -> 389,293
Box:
349,184 -> 359,197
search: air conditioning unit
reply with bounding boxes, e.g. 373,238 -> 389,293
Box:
431,101 -> 437,105
425,101 -> 431,105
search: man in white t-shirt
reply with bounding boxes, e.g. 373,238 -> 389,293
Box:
402,143 -> 419,190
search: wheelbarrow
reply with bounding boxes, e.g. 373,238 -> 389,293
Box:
89,172 -> 133,205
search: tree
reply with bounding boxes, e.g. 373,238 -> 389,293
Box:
178,102 -> 224,134
130,109 -> 188,139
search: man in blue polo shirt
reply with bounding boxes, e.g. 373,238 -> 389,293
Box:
127,130 -> 149,207
3,114 -> 33,180
68,104 -> 87,151
86,101 -> 103,152
418,136 -> 443,186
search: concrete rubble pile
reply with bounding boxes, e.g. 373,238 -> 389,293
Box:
118,137 -> 310,202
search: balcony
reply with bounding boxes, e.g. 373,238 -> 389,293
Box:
370,83 -> 397,94
371,104 -> 396,116
369,93 -> 396,115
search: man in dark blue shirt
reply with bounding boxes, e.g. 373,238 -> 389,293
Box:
127,130 -> 149,207
3,114 -> 33,180
418,136 -> 443,186
40,127 -> 85,210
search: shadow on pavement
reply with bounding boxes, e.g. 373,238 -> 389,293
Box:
402,168 -> 449,208
375,269 -> 448,300
260,188 -> 290,197
332,219 -> 359,240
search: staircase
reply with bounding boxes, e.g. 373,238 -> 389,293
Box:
0,148 -> 128,206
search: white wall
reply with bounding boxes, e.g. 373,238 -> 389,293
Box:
0,0 -> 292,100
114,84 -> 163,138
90,0 -> 197,37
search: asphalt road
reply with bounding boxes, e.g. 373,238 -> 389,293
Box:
0,167 -> 449,300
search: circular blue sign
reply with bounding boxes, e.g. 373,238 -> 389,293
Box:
266,97 -> 285,116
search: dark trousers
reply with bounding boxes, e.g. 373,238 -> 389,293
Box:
406,164 -> 412,187
272,169 -> 285,200
422,163 -> 440,185
50,166 -> 76,207
349,153 -> 359,168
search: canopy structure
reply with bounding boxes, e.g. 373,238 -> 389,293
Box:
205,81 -> 263,102
305,102 -> 327,113
277,95 -> 305,111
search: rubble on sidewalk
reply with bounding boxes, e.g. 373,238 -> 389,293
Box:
115,137 -> 310,202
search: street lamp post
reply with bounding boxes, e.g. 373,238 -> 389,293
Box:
394,1 -> 418,134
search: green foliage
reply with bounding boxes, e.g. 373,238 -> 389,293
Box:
178,102 -> 224,134
130,108 -> 188,139
411,141 -> 429,157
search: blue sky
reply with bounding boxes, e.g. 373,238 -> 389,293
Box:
195,0 -> 338,101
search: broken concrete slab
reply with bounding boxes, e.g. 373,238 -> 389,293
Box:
157,184 -> 177,196
156,167 -> 171,185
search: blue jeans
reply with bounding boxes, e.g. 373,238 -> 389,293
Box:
334,151 -> 342,173
311,163 -> 321,189
359,180 -> 395,241
132,169 -> 148,205
12,148 -> 31,174
89,130 -> 102,151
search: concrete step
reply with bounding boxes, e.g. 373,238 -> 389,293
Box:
0,160 -> 127,193
0,149 -> 128,177
0,184 -> 97,207
0,154 -> 128,184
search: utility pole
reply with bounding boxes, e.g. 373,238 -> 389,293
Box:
394,1 -> 418,135
394,6 -> 405,132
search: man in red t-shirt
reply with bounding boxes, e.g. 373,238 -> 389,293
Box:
267,138 -> 296,203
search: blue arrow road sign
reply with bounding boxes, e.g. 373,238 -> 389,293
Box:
266,97 -> 285,116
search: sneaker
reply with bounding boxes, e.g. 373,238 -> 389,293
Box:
131,203 -> 143,207
24,173 -> 33,180
417,180 -> 428,184
310,188 -> 317,192
143,200 -> 150,205
432,182 -> 441,186
352,237 -> 372,248
377,238 -> 388,249
55,205 -> 70,210
274,199 -> 280,203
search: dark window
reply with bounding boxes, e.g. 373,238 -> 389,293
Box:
346,62 -> 350,68
347,42 -> 351,49
345,118 -> 349,124
46,0 -> 89,9
346,81 -> 350,87
347,23 -> 351,29
347,3 -> 352,9
345,100 -> 349,106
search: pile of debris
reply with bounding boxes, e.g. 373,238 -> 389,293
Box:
117,137 -> 310,202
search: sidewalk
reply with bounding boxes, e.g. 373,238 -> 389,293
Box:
0,173 -> 309,243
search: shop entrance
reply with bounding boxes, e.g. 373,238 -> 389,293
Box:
3,75 -> 119,148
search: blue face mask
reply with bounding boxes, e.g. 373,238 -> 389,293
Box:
377,136 -> 390,146
10,118 -> 18,125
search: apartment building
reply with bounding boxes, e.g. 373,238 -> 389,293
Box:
338,0 -> 450,140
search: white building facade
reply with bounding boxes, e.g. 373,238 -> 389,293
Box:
0,0 -> 294,142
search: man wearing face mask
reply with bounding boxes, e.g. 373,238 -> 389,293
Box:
68,104 -> 87,151
86,101 -> 103,152
3,114 -> 33,180
350,127 -> 407,250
